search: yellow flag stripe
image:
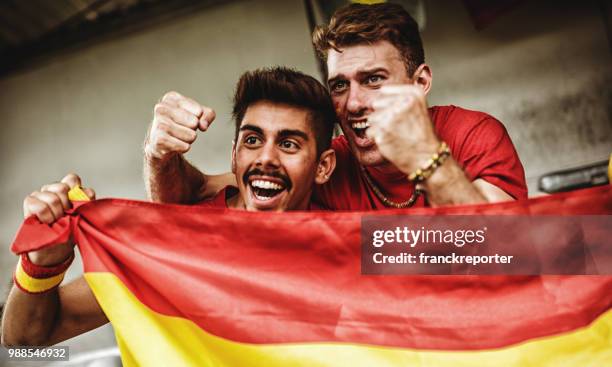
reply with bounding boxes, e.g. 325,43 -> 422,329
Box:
14,258 -> 65,293
68,186 -> 91,202
85,272 -> 612,367
608,154 -> 612,185
351,0 -> 386,4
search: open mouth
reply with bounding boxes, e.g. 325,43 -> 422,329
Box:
249,179 -> 287,202
351,120 -> 372,141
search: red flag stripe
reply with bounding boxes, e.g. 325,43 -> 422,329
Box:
11,185 -> 612,350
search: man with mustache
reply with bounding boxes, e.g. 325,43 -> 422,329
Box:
143,3 -> 527,209
1,67 -> 336,346
195,67 -> 335,210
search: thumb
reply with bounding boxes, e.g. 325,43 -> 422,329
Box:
82,187 -> 96,200
61,173 -> 82,189
198,108 -> 216,131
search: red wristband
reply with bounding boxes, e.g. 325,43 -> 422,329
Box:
19,252 -> 75,279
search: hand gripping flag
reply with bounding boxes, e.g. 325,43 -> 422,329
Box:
10,186 -> 612,366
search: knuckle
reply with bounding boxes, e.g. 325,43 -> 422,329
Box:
61,173 -> 81,188
151,137 -> 163,150
85,188 -> 96,199
59,183 -> 70,193
58,192 -> 70,204
157,135 -> 170,147
34,205 -> 48,216
185,99 -> 203,116
48,193 -> 62,205
45,183 -> 65,194
186,114 -> 198,128
162,91 -> 179,102
64,173 -> 79,182
202,107 -> 216,122
150,118 -> 162,132
157,121 -> 170,133
178,141 -> 190,153
154,103 -> 167,115
38,210 -> 53,223
35,192 -> 49,203
24,195 -> 35,207
186,130 -> 197,142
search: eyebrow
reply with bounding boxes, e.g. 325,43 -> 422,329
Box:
278,129 -> 309,141
356,67 -> 388,77
327,75 -> 343,86
239,124 -> 263,135
240,124 -> 309,141
328,67 -> 389,85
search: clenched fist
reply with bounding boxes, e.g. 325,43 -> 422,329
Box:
23,173 -> 95,266
144,91 -> 216,160
366,85 -> 440,174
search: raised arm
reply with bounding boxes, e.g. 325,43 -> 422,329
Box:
367,85 -> 523,206
1,174 -> 107,346
143,91 -> 234,204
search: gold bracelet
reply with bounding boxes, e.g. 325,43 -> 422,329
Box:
407,142 -> 451,183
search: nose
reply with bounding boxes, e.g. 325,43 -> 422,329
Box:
346,82 -> 369,116
255,141 -> 281,169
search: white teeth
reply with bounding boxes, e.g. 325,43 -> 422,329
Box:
251,180 -> 283,190
352,121 -> 370,130
254,194 -> 273,201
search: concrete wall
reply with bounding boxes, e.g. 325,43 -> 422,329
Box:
1,0 -> 610,358
424,0 -> 612,190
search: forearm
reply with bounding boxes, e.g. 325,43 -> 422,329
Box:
2,275 -> 107,347
3,176 -> 107,346
2,249 -> 72,346
144,153 -> 206,204
1,286 -> 60,346
420,157 -> 488,207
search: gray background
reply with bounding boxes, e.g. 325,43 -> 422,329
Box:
1,0 -> 610,362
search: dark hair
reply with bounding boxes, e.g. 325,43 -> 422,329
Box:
232,67 -> 336,156
313,2 -> 424,76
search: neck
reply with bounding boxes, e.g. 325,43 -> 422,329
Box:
226,190 -> 242,209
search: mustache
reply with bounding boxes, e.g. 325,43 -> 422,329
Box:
347,108 -> 369,119
243,168 -> 292,191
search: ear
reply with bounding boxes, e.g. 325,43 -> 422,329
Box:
231,140 -> 237,174
413,63 -> 433,96
314,149 -> 336,185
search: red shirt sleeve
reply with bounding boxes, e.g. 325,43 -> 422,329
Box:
433,106 -> 528,200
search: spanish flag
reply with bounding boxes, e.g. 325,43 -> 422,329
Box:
11,186 -> 612,366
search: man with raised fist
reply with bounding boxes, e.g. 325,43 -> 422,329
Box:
143,3 -> 527,210
1,67 -> 337,346
143,90 -> 218,204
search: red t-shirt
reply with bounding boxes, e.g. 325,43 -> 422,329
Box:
196,186 -> 237,208
198,186 -> 327,210
314,105 -> 527,210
